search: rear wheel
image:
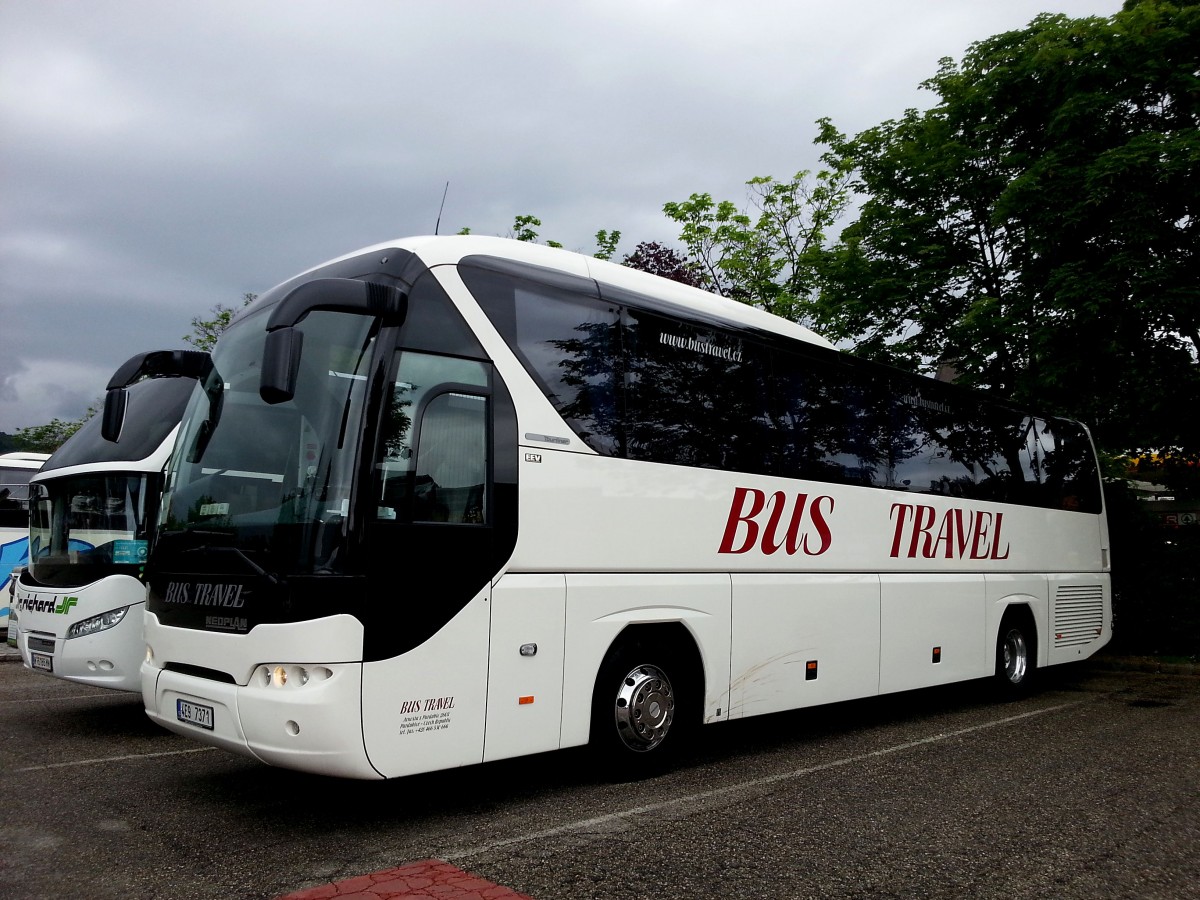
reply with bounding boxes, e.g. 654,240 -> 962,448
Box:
995,611 -> 1037,697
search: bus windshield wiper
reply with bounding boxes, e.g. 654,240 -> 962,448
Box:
177,537 -> 281,587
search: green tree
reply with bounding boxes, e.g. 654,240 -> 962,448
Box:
504,214 -> 562,248
593,229 -> 622,262
13,417 -> 87,453
185,292 -> 256,352
466,214 -> 626,258
662,168 -> 852,322
816,1 -> 1200,458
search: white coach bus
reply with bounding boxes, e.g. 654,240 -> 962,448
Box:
1,452 -> 50,631
126,236 -> 1111,779
12,362 -> 198,690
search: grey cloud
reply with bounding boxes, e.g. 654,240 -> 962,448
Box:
0,0 -> 1118,431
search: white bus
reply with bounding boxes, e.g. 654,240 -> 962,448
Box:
12,365 -> 197,690
128,236 -> 1111,779
1,451 -> 50,631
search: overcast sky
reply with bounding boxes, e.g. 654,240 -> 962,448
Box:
1,0 -> 1119,432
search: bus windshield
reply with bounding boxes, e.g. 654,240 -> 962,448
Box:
158,306 -> 378,578
29,473 -> 158,588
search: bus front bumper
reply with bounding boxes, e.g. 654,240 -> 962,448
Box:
143,661 -> 382,779
17,603 -> 145,692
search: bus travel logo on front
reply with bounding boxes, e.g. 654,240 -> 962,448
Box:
165,581 -> 246,608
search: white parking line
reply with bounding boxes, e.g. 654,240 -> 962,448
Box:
13,746 -> 216,773
450,701 -> 1083,862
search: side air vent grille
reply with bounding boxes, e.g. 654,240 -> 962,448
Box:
1053,584 -> 1105,647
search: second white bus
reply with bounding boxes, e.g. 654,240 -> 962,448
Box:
13,367 -> 196,690
128,235 -> 1111,778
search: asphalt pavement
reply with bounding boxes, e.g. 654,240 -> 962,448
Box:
3,638 -> 1198,899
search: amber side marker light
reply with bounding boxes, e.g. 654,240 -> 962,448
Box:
805,660 -> 818,681
932,646 -> 942,664
518,696 -> 535,705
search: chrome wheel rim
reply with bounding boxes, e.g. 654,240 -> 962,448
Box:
1002,628 -> 1028,684
613,664 -> 675,752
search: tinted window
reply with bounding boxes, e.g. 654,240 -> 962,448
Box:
466,262 -> 623,455
772,350 -> 889,487
625,309 -> 772,471
401,270 -> 485,358
890,382 -> 997,496
464,256 -> 1101,514
1008,416 -> 1101,513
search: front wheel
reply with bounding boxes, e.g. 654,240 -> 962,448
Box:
590,641 -> 693,774
612,662 -> 676,752
995,615 -> 1037,697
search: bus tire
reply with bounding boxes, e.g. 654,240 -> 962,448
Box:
995,608 -> 1037,698
590,633 -> 694,775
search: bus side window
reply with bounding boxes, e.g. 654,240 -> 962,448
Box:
375,352 -> 490,523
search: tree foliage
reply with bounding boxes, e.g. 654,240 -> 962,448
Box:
815,0 -> 1200,456
184,292 -> 257,352
593,229 -> 621,261
464,214 -> 628,259
508,214 -> 560,247
621,241 -> 705,288
12,417 -> 87,453
662,169 -> 852,322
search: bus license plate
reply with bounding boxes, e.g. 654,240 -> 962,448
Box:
176,698 -> 215,730
31,652 -> 53,672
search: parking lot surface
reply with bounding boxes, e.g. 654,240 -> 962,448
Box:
2,650 -> 1197,899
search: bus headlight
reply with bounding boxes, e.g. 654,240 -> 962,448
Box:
258,664 -> 333,688
66,607 -> 129,640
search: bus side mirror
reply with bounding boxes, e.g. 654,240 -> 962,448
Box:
258,278 -> 406,405
101,387 -> 128,443
102,348 -> 214,441
107,349 -> 212,390
260,327 -> 303,405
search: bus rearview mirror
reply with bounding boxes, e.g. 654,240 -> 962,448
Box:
260,326 -> 303,405
101,387 -> 127,443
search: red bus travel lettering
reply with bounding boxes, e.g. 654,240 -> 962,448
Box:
888,502 -> 1010,560
718,487 -> 834,556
